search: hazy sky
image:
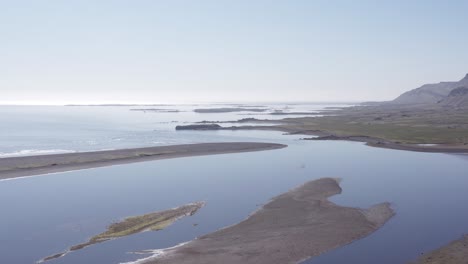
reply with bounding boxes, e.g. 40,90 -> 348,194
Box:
1,0 -> 468,104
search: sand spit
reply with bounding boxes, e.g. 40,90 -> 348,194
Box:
130,178 -> 394,264
0,142 -> 287,180
408,235 -> 468,264
38,202 -> 205,263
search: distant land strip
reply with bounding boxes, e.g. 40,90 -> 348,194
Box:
175,115 -> 468,154
0,142 -> 287,180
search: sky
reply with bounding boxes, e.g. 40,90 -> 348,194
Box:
1,0 -> 468,105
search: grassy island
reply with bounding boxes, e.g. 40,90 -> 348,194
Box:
38,202 -> 205,263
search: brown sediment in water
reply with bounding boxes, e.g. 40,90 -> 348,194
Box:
408,235 -> 468,264
38,202 -> 205,263
133,178 -> 394,264
0,142 -> 287,180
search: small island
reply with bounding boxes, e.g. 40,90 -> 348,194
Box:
176,124 -> 222,130
38,202 -> 205,263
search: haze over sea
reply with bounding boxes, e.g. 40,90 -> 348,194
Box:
0,103 -> 336,157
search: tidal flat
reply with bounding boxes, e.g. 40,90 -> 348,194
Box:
131,178 -> 394,264
176,105 -> 468,153
1,137 -> 468,264
2,105 -> 468,264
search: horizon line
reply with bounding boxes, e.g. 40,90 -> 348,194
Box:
0,100 -> 365,106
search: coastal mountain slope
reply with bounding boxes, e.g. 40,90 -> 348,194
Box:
392,73 -> 468,104
437,86 -> 468,108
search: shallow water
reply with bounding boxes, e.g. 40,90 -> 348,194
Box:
1,105 -> 468,264
0,103 -> 344,156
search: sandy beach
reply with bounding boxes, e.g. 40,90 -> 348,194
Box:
133,178 -> 394,264
0,142 -> 286,180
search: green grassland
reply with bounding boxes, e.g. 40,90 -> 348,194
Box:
278,106 -> 468,144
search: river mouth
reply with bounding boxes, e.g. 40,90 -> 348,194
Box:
1,105 -> 468,264
1,139 -> 468,264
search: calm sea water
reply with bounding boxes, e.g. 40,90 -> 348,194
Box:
0,103 -> 338,157
0,105 -> 467,264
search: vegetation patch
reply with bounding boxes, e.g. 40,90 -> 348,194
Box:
38,202 -> 205,263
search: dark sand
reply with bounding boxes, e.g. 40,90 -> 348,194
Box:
0,142 -> 286,180
38,202 -> 205,263
409,235 -> 468,264
134,178 -> 394,264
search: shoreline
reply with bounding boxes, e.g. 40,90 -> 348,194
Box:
302,134 -> 468,153
130,178 -> 394,264
0,142 -> 287,181
409,234 -> 468,264
174,123 -> 468,153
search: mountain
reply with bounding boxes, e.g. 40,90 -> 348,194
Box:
437,86 -> 468,108
392,73 -> 468,104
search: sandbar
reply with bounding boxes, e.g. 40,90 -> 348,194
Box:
0,142 -> 286,180
131,178 -> 394,264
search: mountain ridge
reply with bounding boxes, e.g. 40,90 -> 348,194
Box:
437,86 -> 468,108
392,73 -> 468,105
